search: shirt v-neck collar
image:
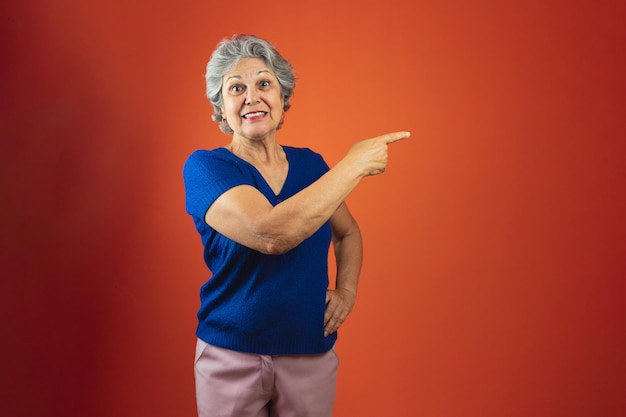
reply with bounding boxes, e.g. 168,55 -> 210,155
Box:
218,146 -> 291,200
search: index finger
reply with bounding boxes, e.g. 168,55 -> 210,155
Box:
381,131 -> 411,144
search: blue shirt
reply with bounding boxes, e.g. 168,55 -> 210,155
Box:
183,146 -> 337,355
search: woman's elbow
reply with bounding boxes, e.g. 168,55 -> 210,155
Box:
258,237 -> 296,255
252,217 -> 302,255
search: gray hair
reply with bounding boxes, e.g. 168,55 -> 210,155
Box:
205,34 -> 296,134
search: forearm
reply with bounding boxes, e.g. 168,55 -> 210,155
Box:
333,226 -> 363,294
258,158 -> 364,253
323,218 -> 362,336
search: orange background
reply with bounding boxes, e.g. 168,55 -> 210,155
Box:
2,1 -> 625,416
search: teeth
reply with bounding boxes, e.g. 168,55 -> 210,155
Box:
244,111 -> 265,119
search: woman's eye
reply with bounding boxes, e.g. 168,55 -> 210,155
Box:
260,80 -> 271,88
230,85 -> 244,93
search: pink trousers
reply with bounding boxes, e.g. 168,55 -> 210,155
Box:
194,339 -> 338,417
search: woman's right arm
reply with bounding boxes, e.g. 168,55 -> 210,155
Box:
204,131 -> 410,254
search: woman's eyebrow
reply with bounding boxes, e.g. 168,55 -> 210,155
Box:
225,69 -> 272,81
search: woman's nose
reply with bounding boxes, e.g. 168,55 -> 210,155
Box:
245,88 -> 260,105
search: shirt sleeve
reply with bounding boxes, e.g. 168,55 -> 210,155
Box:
183,150 -> 256,221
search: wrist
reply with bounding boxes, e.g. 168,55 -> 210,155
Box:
336,286 -> 357,296
335,157 -> 367,181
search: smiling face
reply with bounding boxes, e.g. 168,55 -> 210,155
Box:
220,57 -> 285,142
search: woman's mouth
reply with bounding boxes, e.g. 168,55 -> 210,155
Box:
242,111 -> 267,120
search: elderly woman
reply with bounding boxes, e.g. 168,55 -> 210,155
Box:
184,34 -> 409,417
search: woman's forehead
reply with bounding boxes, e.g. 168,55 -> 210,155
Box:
224,57 -> 274,78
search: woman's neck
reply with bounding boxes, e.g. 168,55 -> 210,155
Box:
226,135 -> 284,166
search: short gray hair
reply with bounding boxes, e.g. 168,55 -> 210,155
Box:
205,34 -> 296,134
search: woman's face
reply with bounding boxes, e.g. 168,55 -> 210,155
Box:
220,57 -> 285,141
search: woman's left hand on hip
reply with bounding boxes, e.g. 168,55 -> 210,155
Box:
324,288 -> 356,336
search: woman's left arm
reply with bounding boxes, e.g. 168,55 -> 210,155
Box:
324,202 -> 363,336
